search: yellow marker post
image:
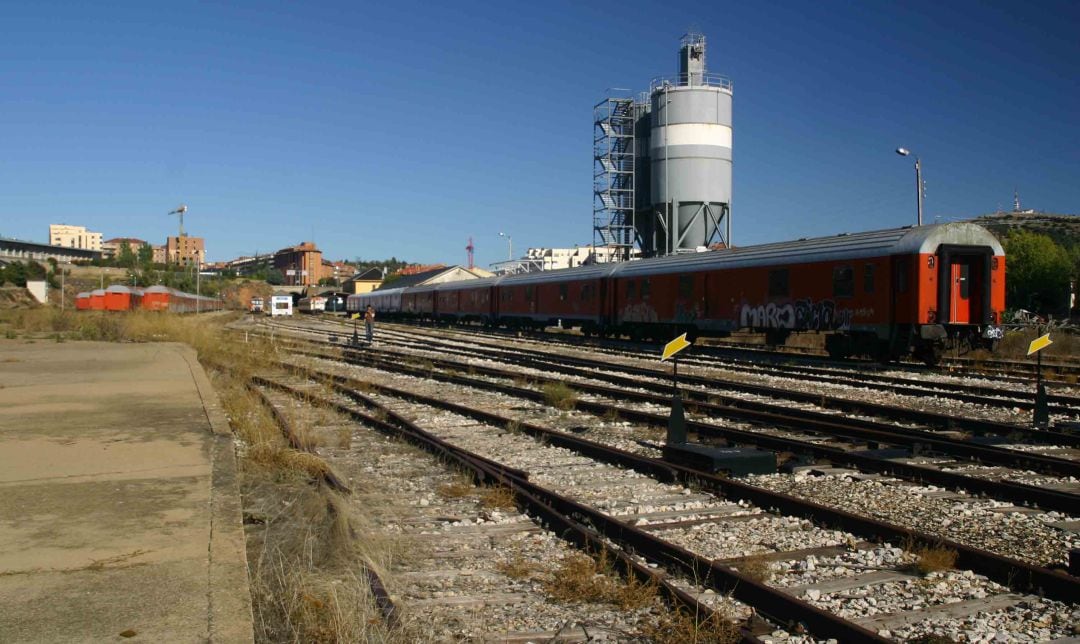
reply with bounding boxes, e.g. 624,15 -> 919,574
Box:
662,333 -> 692,361
661,333 -> 693,444
1027,333 -> 1052,355
1028,332 -> 1052,427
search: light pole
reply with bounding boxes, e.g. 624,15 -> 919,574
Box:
895,147 -> 923,226
499,232 -> 512,261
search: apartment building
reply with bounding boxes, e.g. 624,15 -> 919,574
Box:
49,224 -> 103,251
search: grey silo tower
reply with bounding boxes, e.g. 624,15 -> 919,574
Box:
636,33 -> 733,256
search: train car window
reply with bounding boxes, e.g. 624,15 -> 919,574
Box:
581,284 -> 592,301
559,284 -> 567,301
678,275 -> 693,298
864,264 -> 875,294
832,266 -> 854,298
897,259 -> 909,293
626,280 -> 636,299
641,278 -> 651,299
525,285 -> 534,300
768,269 -> 789,297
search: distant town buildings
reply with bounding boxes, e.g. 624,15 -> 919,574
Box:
101,237 -> 146,259
49,224 -> 102,251
326,260 -> 357,283
166,236 -> 206,266
491,244 -> 628,275
342,267 -> 383,294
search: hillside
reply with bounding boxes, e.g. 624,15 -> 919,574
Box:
967,211 -> 1080,247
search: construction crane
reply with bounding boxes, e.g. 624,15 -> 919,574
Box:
169,204 -> 188,238
465,236 -> 475,270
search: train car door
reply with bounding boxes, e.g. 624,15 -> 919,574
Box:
936,246 -> 992,326
950,262 -> 971,324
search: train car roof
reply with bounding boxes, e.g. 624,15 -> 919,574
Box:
608,222 -> 1004,278
143,285 -> 170,293
355,286 -> 406,297
433,277 -> 501,292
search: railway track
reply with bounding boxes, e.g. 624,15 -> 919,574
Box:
317,315 -> 1080,415
229,320 -> 1080,642
264,319 -> 1080,464
318,313 -> 1080,384
247,319 -> 1080,549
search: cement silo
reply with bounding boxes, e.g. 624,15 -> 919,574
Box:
593,32 -> 733,259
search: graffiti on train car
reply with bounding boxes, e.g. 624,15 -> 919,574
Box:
739,299 -> 856,331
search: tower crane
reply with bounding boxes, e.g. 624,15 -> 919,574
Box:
169,204 -> 188,238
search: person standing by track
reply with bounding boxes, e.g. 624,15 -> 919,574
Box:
364,305 -> 375,343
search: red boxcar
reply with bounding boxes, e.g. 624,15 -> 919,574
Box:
88,289 -> 106,310
104,285 -> 141,311
75,292 -> 91,310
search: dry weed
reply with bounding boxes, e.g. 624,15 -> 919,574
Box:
733,553 -> 773,583
541,549 -> 657,610
640,606 -> 741,644
542,381 -> 578,410
914,545 -> 958,575
478,485 -> 516,510
496,555 -> 539,580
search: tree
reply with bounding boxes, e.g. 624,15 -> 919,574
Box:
266,269 -> 284,285
318,276 -> 338,287
138,243 -> 154,270
1005,230 -> 1072,315
117,242 -> 136,268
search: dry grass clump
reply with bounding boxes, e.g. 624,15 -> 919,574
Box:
914,544 -> 958,575
542,381 -> 578,410
541,550 -> 657,610
495,554 -> 540,580
437,476 -> 474,500
639,607 -> 741,644
246,443 -> 332,480
733,553 -> 774,583
478,485 -> 516,510
246,482 -> 405,642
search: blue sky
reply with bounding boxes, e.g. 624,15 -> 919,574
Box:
1,1 -> 1077,265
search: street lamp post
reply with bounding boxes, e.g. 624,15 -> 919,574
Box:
499,232 -> 512,261
895,147 -> 923,226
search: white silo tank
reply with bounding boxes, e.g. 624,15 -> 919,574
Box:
639,33 -> 733,254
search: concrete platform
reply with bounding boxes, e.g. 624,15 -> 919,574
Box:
0,340 -> 253,643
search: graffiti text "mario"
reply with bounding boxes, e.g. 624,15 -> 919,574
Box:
739,299 -> 854,331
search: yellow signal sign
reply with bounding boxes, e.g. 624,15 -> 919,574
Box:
1027,333 -> 1052,356
661,333 -> 692,361
351,313 -> 361,320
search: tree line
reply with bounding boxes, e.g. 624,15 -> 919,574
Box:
1003,230 -> 1079,317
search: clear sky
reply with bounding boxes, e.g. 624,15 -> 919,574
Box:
2,1 -> 1077,266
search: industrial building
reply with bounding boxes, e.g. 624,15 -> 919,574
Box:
593,33 -> 732,260
48,224 -> 103,251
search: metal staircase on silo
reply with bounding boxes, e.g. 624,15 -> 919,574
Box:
592,96 -> 636,262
